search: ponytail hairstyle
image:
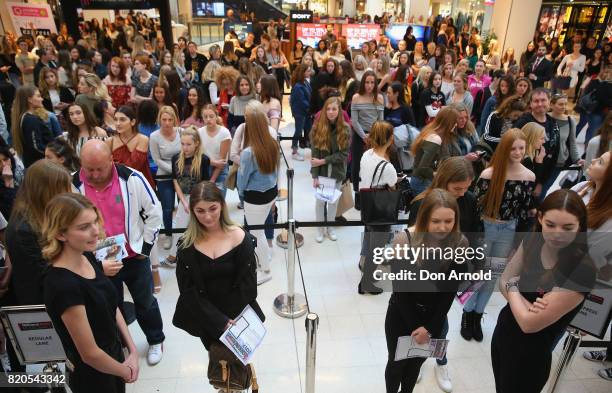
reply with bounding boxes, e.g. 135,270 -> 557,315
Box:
41,193 -> 103,261
45,138 -> 81,172
177,126 -> 203,181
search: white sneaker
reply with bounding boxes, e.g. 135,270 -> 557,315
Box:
435,364 -> 452,392
162,235 -> 172,250
416,368 -> 422,383
326,228 -> 337,241
257,270 -> 272,285
315,228 -> 325,243
147,343 -> 163,365
292,152 -> 304,161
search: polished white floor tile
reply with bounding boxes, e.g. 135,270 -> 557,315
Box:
114,99 -> 608,393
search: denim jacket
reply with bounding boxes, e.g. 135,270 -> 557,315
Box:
237,147 -> 278,198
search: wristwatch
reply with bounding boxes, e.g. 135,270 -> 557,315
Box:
506,280 -> 520,292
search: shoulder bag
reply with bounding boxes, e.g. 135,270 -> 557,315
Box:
208,342 -> 258,393
360,160 -> 402,225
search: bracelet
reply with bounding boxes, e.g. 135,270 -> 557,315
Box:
506,280 -> 520,292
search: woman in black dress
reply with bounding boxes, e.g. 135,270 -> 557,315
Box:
173,181 -> 265,351
42,193 -> 139,393
492,189 -> 596,393
384,189 -> 468,393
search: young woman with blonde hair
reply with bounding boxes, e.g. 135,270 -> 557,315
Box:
198,104 -> 232,197
173,181 -> 265,365
150,106 -> 183,253
41,193 -> 139,392
520,122 -> 546,184
310,97 -> 350,243
161,126 -> 211,267
75,72 -> 111,118
237,103 -> 280,285
410,106 -> 460,194
267,38 -> 289,93
461,129 -> 536,342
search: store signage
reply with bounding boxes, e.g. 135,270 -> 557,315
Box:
484,1 -> 495,5
290,10 -> 313,23
342,24 -> 382,49
79,0 -> 154,9
385,24 -> 431,49
7,2 -> 57,35
296,23 -> 341,48
224,22 -> 253,41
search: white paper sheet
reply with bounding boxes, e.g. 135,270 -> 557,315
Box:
315,176 -> 341,203
220,305 -> 266,365
95,234 -> 128,262
394,336 -> 449,361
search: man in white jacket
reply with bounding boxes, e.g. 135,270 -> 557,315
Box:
74,140 -> 165,365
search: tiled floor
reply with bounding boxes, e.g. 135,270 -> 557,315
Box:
104,101 -> 610,392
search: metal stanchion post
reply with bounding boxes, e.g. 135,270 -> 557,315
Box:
548,328 -> 582,393
273,217 -> 308,318
276,168 -> 304,249
305,313 -> 319,393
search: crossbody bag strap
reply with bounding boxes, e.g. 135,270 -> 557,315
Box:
376,161 -> 389,187
370,160 -> 387,188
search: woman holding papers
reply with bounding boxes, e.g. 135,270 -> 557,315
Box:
42,193 -> 139,392
493,189 -> 595,393
310,97 -> 350,243
384,189 -> 468,393
174,181 -> 265,350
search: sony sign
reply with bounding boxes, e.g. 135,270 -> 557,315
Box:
290,10 -> 313,23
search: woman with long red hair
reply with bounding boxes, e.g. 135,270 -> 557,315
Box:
102,57 -> 133,108
460,129 -> 536,342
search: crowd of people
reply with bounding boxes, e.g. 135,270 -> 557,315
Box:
0,8 -> 610,393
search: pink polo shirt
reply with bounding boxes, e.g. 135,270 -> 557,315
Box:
81,165 -> 135,258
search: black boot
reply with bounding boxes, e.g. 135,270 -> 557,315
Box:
460,311 -> 473,341
354,193 -> 361,211
472,312 -> 484,342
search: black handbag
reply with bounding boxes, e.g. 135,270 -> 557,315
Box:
360,161 -> 402,225
552,75 -> 571,91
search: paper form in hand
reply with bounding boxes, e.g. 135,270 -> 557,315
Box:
315,176 -> 341,203
394,336 -> 449,361
220,305 -> 266,365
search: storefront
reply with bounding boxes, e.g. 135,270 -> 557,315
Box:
430,0 -> 494,34
536,1 -> 610,45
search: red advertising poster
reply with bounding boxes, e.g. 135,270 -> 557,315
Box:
342,24 -> 381,49
296,24 -> 341,48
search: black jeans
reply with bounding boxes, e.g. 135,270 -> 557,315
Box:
385,300 -> 427,393
111,256 -> 165,345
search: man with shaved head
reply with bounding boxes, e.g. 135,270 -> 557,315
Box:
74,140 -> 166,365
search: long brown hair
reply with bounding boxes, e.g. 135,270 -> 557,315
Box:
11,85 -> 38,156
10,160 -> 73,233
411,189 -> 463,251
413,157 -> 474,202
496,94 -> 527,119
357,70 -> 380,102
65,103 -> 100,150
291,63 -> 309,86
108,56 -> 127,83
311,97 -> 349,152
259,74 -> 281,103
243,101 -> 279,174
587,150 -> 612,229
41,193 -> 103,261
481,128 -> 527,219
411,106 -> 459,155
180,181 -> 237,248
38,67 -> 59,97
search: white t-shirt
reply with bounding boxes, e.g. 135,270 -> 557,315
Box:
359,149 -> 397,190
198,125 -> 232,161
